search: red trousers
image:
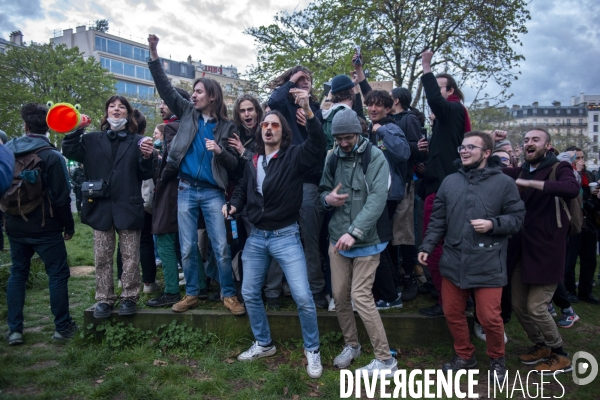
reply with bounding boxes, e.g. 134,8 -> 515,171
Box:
442,277 -> 505,359
423,192 -> 443,305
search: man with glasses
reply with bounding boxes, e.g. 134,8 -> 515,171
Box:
418,131 -> 524,380
419,50 -> 471,317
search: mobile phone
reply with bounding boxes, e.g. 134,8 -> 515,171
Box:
323,82 -> 332,97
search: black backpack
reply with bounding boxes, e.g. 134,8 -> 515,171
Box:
328,142 -> 373,177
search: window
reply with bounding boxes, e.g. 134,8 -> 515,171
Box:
120,43 -> 133,59
544,109 -> 549,115
594,115 -> 599,122
544,119 -> 548,125
554,119 -> 558,125
95,36 -> 149,62
533,109 -> 537,115
567,119 -> 571,125
111,60 -> 123,75
594,125 -> 599,133
594,135 -> 598,143
181,64 -> 187,75
555,109 -> 560,115
123,63 -> 135,77
567,109 -> 571,114
114,80 -> 155,99
533,119 -> 537,125
579,119 -> 584,125
162,61 -> 170,73
594,145 -> 599,153
100,57 -> 152,81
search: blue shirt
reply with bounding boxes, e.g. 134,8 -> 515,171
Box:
180,117 -> 218,187
336,242 -> 388,258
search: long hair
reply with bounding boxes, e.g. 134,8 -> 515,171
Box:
100,95 -> 138,134
435,73 -> 464,102
254,110 -> 292,156
391,87 -> 426,126
192,77 -> 229,121
266,65 -> 318,103
233,94 -> 263,134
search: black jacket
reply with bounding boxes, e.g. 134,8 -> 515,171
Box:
5,134 -> 74,238
267,81 -> 325,185
152,121 -> 180,235
391,110 -> 426,182
231,117 -> 326,230
62,129 -> 154,231
422,72 -> 467,196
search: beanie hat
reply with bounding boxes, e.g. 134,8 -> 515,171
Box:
330,74 -> 354,94
331,108 -> 362,136
0,130 -> 8,144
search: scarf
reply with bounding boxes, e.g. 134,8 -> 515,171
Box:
164,115 -> 178,124
581,170 -> 589,188
520,152 -> 558,180
447,94 -> 471,133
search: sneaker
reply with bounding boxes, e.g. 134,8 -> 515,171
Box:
172,295 -> 198,313
578,294 -> 600,305
313,292 -> 328,309
418,303 -> 444,317
155,258 -> 162,267
534,354 -> 572,374
178,272 -> 184,280
93,302 -> 113,319
224,296 -> 246,315
474,321 -> 486,342
178,278 -> 186,287
375,296 -> 403,310
557,307 -> 580,328
52,322 -> 78,341
547,303 -> 557,317
566,292 -> 579,303
119,300 -> 136,316
333,344 -> 361,368
442,354 -> 478,372
6,331 -> 24,346
117,279 -> 122,288
305,350 -> 323,378
401,277 -> 418,301
265,296 -> 281,310
237,341 -> 276,361
356,358 -> 398,378
146,292 -> 181,308
519,343 -> 552,365
489,357 -> 507,382
143,282 -> 161,294
328,297 -> 336,312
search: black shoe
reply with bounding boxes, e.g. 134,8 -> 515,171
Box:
442,354 -> 477,372
209,292 -> 221,302
578,294 -> 600,305
198,287 -> 209,300
146,292 -> 181,308
418,303 -> 444,317
93,302 -> 113,319
489,357 -> 506,381
401,277 -> 418,302
265,296 -> 281,310
119,300 -> 137,316
566,293 -> 579,304
313,292 -> 328,309
418,282 -> 434,295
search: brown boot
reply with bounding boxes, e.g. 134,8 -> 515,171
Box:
224,296 -> 246,315
172,295 -> 198,313
534,354 -> 572,374
519,343 -> 552,365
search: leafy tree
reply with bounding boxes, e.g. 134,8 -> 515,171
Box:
0,43 -> 115,149
93,19 -> 109,33
245,0 -> 529,104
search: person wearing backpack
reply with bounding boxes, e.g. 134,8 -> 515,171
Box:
4,103 -> 76,346
319,108 -> 397,377
502,128 -> 579,374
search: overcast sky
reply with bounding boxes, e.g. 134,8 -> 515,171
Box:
1,0 -> 598,106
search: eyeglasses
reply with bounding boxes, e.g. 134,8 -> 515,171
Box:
261,121 -> 281,129
500,157 -> 510,163
457,144 -> 484,153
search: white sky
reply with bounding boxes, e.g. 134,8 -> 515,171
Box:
1,0 -> 599,106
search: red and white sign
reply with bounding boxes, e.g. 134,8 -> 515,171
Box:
203,65 -> 222,75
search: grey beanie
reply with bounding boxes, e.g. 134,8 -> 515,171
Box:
331,108 -> 362,136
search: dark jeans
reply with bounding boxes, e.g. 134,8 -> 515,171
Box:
74,186 -> 82,213
7,233 -> 73,333
565,229 -> 598,297
118,211 -> 156,283
373,249 -> 399,302
552,282 -> 572,310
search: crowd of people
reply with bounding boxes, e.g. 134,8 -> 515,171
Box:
2,35 -> 599,382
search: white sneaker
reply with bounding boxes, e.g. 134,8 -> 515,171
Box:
143,281 -> 160,294
333,344 -> 361,368
179,278 -> 186,287
305,350 -> 323,378
356,358 -> 397,378
237,341 -> 277,361
178,272 -> 184,280
328,297 -> 336,312
474,322 -> 486,342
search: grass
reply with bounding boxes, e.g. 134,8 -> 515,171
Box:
0,217 -> 599,399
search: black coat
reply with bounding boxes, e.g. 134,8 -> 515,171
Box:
62,129 -> 154,231
152,122 -> 179,235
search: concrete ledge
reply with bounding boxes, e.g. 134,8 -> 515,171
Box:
84,307 -> 471,346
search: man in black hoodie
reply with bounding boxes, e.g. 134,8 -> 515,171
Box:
4,103 -> 76,346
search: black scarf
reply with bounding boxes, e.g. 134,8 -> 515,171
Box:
520,152 -> 558,180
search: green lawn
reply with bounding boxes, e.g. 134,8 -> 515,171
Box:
0,218 -> 599,399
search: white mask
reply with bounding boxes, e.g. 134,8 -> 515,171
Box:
107,117 -> 127,131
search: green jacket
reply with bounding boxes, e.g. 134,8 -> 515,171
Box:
319,137 -> 391,247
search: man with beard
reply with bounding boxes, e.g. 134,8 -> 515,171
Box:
503,128 -> 579,374
419,131 -> 524,380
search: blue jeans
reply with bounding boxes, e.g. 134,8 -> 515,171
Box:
177,183 -> 235,297
6,234 -> 73,333
242,223 -> 320,351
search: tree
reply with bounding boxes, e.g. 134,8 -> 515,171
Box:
93,19 -> 109,33
245,0 -> 530,104
0,43 -> 115,149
